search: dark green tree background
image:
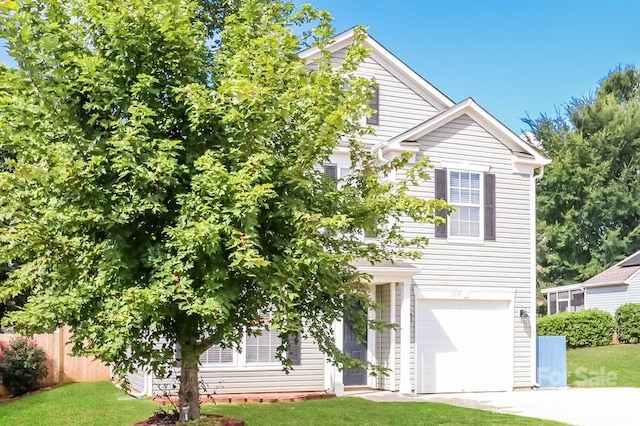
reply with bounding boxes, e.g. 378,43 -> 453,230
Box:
529,66 -> 640,289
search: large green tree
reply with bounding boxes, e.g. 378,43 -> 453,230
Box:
529,66 -> 640,289
0,0 -> 446,420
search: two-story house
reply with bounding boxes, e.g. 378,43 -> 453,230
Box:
127,28 -> 549,397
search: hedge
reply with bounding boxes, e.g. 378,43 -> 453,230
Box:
615,303 -> 640,344
537,309 -> 615,348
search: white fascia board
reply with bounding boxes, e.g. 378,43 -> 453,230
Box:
299,28 -> 454,111
299,28 -> 357,61
541,283 -> 584,294
358,267 -> 419,285
380,143 -> 419,163
584,281 -> 628,288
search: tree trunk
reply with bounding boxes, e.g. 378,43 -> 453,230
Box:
178,345 -> 201,421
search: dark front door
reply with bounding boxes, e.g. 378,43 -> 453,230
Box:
343,318 -> 368,386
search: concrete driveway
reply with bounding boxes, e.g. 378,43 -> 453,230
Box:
346,388 -> 640,425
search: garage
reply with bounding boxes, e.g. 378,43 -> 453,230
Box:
415,298 -> 513,393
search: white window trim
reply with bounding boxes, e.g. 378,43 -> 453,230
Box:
447,169 -> 484,241
199,344 -> 238,369
200,328 -> 298,371
244,328 -> 284,367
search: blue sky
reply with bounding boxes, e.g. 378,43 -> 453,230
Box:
2,1 -> 639,133
309,0 -> 640,133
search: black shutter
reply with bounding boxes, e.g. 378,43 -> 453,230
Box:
484,173 -> 496,241
287,333 -> 301,366
435,169 -> 447,238
366,85 -> 379,125
323,164 -> 337,179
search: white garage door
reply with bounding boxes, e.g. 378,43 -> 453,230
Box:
416,298 -> 512,393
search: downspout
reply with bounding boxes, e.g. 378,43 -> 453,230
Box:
531,164 -> 545,389
126,369 -> 150,399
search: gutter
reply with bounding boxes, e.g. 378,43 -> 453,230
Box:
371,141 -> 390,164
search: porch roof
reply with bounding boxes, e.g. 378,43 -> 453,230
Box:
352,259 -> 419,284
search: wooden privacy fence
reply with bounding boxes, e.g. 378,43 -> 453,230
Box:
0,326 -> 110,396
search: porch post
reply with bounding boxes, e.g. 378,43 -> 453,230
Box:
399,279 -> 412,394
367,285 -> 377,389
324,319 -> 344,396
389,282 -> 396,391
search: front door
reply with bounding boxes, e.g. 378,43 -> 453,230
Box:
343,318 -> 368,386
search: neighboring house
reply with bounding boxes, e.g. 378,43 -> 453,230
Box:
127,28 -> 549,397
542,251 -> 640,316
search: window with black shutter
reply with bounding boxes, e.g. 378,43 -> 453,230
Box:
435,168 -> 496,240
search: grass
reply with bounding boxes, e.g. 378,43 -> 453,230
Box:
567,343 -> 640,387
0,381 -> 563,426
0,382 -> 156,426
203,397 -> 563,426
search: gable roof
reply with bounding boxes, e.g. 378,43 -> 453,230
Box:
582,250 -> 640,287
387,98 -> 550,167
300,27 -> 550,169
299,27 -> 454,111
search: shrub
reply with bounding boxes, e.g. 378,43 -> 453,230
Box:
537,309 -> 615,348
615,303 -> 640,344
0,337 -> 49,396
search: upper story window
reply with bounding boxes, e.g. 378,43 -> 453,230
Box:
323,164 -> 338,179
448,171 -> 481,238
366,84 -> 379,125
435,167 -> 496,241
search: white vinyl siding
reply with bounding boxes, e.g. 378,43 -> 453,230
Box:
127,369 -> 146,394
399,114 -> 534,389
586,280 -> 640,315
331,47 -> 441,146
154,335 -> 325,395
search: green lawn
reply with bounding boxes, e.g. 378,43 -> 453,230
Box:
567,343 -> 640,387
0,382 -> 157,426
0,381 -> 562,426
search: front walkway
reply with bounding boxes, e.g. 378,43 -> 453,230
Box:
347,388 -> 640,425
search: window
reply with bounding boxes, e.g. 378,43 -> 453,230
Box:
549,293 -> 557,314
366,84 -> 379,125
246,329 -> 281,364
434,168 -> 496,240
448,171 -> 481,238
200,344 -> 234,366
323,164 -> 338,179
